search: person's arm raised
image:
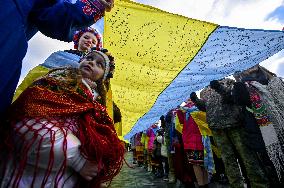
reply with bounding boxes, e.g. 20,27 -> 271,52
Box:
29,0 -> 115,42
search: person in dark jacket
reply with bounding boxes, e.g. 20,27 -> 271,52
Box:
0,0 -> 114,119
204,78 -> 269,188
232,66 -> 283,186
190,92 -> 206,112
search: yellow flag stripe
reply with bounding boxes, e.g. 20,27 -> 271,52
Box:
104,0 -> 218,136
191,111 -> 212,136
13,65 -> 49,101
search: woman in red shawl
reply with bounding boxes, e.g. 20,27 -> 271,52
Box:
0,49 -> 124,188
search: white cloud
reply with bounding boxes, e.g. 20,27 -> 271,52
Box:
133,0 -> 284,77
21,33 -> 73,83
260,50 -> 284,75
135,0 -> 283,29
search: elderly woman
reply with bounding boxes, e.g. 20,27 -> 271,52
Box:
235,65 -> 284,184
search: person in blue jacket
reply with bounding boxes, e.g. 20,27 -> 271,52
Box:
0,0 -> 114,118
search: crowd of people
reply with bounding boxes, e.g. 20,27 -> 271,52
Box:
130,65 -> 284,188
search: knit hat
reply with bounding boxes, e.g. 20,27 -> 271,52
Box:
83,49 -> 115,80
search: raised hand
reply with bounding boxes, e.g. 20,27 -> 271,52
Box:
190,92 -> 198,102
210,80 -> 221,90
99,0 -> 114,12
79,160 -> 99,181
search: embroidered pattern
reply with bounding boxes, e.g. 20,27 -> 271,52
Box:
79,0 -> 105,21
247,84 -> 271,126
80,0 -> 95,16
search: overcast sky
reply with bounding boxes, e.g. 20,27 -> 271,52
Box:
21,0 -> 284,83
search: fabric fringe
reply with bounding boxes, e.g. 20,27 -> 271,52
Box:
265,142 -> 284,181
251,79 -> 284,181
1,69 -> 125,188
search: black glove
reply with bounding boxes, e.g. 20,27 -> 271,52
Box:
232,82 -> 251,106
190,92 -> 198,102
210,80 -> 222,90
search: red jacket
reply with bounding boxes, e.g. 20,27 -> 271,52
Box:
181,112 -> 204,150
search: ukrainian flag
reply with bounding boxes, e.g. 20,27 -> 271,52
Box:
102,0 -> 284,139
16,0 -> 284,139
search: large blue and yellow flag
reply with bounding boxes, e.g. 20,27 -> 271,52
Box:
103,0 -> 284,139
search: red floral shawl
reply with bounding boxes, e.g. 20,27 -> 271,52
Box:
5,68 -> 124,188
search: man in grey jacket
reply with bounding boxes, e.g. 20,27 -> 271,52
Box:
203,78 -> 268,188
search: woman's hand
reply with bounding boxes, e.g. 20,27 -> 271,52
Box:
99,0 -> 114,12
79,160 -> 99,181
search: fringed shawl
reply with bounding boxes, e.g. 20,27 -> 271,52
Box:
248,78 -> 284,181
3,68 -> 124,187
